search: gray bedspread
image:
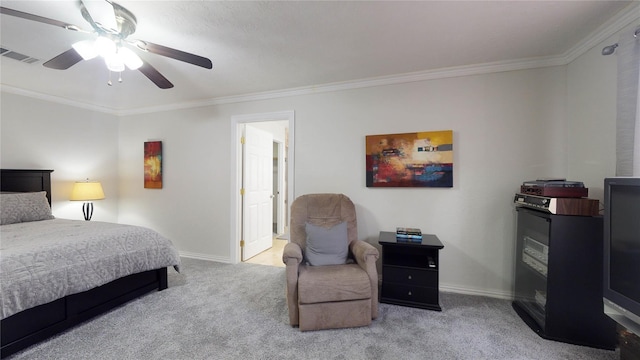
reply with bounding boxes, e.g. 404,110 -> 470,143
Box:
0,219 -> 181,319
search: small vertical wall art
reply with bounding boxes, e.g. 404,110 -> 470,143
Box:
144,141 -> 163,189
366,130 -> 453,188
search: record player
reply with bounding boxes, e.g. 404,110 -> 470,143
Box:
514,178 -> 598,216
520,179 -> 588,198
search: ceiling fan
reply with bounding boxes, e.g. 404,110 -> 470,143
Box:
0,0 -> 213,89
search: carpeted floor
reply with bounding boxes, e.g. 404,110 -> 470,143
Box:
7,258 -> 619,360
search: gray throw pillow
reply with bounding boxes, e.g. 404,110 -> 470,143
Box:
1,191 -> 55,225
305,221 -> 349,266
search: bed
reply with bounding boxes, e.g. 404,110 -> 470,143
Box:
0,169 -> 181,358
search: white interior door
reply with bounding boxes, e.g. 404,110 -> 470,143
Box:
242,125 -> 274,260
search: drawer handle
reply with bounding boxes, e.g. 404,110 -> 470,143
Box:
408,291 -> 412,296
407,275 -> 412,280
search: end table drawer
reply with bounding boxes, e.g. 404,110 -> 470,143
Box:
382,283 -> 439,304
383,266 -> 437,286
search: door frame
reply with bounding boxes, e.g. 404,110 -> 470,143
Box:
274,139 -> 286,235
230,110 -> 295,264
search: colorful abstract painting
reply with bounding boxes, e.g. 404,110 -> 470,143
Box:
144,141 -> 163,189
366,130 -> 453,187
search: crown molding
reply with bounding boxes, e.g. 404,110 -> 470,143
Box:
0,84 -> 118,115
119,55 -> 567,116
4,2 -> 639,117
563,2 -> 640,64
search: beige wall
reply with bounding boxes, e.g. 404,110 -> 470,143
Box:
0,25 -> 625,297
115,65 -> 568,298
0,93 -> 119,222
566,28 -> 626,200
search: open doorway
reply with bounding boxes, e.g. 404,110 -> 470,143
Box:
230,111 -> 295,265
272,140 -> 286,236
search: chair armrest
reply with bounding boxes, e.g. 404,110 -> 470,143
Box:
350,239 -> 380,319
350,239 -> 379,266
282,242 -> 303,326
282,242 -> 303,266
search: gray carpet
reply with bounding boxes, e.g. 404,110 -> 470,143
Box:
8,258 -> 619,360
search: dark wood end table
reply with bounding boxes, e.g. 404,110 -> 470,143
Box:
378,231 -> 444,311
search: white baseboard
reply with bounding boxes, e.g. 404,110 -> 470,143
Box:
440,283 -> 514,301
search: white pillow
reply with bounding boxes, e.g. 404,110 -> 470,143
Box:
1,191 -> 55,225
304,221 -> 349,266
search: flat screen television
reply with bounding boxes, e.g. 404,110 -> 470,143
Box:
603,177 -> 640,336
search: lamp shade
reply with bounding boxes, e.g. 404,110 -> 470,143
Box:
70,181 -> 105,201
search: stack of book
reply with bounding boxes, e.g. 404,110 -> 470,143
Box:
396,227 -> 422,243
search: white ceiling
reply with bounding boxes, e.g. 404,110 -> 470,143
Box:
0,1 -> 636,114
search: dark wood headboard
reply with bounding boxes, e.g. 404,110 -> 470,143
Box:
0,169 -> 54,205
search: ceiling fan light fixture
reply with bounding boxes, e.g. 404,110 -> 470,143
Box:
95,36 -> 116,58
119,47 -> 143,70
104,52 -> 124,72
72,40 -> 98,60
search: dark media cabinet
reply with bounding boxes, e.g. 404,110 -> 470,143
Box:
378,231 -> 444,311
513,207 -> 616,349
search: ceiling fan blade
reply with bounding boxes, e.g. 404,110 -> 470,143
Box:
138,61 -> 174,89
43,48 -> 84,70
134,41 -> 213,69
0,7 -> 88,33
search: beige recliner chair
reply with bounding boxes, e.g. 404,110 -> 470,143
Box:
282,193 -> 379,331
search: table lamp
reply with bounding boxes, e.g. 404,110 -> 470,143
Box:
70,179 -> 105,221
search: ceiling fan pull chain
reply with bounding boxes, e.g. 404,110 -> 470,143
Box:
107,70 -> 112,86
118,72 -> 123,83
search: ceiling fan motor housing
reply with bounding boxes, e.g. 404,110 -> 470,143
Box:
80,1 -> 137,39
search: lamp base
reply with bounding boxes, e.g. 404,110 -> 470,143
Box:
82,202 -> 94,221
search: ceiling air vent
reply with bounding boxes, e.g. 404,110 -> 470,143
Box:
0,47 -> 40,64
